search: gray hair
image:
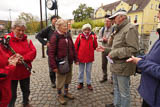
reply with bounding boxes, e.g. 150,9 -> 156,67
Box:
12,19 -> 26,29
55,19 -> 67,30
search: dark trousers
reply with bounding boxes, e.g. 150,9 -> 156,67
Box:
48,56 -> 56,84
142,100 -> 151,107
102,51 -> 108,79
49,67 -> 56,84
8,78 -> 30,107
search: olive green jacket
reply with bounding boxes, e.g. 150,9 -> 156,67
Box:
109,19 -> 139,76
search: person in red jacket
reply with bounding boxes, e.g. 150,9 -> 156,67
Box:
5,20 -> 37,107
75,23 -> 98,90
0,43 -> 21,107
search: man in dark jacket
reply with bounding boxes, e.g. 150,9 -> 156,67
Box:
36,15 -> 57,88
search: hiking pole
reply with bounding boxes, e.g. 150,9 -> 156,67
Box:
0,37 -> 35,73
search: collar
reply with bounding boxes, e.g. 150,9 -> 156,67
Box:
117,19 -> 129,30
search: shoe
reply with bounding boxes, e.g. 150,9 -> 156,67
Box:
110,91 -> 114,95
57,94 -> 67,105
87,84 -> 93,91
100,78 -> 107,83
23,104 -> 32,107
64,93 -> 75,100
105,103 -> 114,107
77,83 -> 83,90
52,83 -> 56,88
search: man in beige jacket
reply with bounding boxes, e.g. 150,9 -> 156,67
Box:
98,10 -> 139,107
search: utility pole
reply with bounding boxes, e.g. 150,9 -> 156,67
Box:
9,9 -> 12,32
40,0 -> 45,58
45,0 -> 48,27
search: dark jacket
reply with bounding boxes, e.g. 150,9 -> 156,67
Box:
137,36 -> 160,107
48,31 -> 78,70
36,25 -> 55,45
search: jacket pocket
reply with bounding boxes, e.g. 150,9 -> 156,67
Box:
110,62 -> 126,73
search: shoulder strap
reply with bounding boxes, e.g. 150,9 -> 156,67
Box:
102,27 -> 105,37
77,34 -> 82,51
26,39 -> 31,47
55,35 -> 60,57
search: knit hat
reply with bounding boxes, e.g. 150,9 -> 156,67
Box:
82,23 -> 91,31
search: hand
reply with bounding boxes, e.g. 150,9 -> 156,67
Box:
8,54 -> 19,66
16,53 -> 23,64
46,42 -> 50,47
53,69 -> 58,72
108,54 -> 112,59
103,37 -> 108,43
96,46 -> 105,52
75,62 -> 79,65
126,56 -> 142,64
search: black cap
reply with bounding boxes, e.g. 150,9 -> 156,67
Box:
50,15 -> 57,21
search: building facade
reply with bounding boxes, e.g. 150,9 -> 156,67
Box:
95,0 -> 160,35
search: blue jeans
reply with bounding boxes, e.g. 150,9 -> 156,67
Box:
78,62 -> 92,84
113,74 -> 130,107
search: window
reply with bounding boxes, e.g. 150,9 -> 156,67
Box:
98,13 -> 102,17
132,4 -> 137,11
154,16 -> 157,22
134,15 -> 138,23
151,4 -> 153,9
128,16 -> 131,22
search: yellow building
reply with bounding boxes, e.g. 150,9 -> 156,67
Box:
95,0 -> 160,35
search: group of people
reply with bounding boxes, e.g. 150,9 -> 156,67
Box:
0,8 -> 160,107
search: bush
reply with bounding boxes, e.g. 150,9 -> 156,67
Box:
72,19 -> 104,29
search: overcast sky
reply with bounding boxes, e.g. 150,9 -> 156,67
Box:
0,0 -> 118,21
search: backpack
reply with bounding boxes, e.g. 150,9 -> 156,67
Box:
77,32 -> 95,51
101,27 -> 105,37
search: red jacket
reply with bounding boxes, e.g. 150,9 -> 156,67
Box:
74,32 -> 98,63
0,45 -> 15,107
48,32 -> 78,70
4,32 -> 36,80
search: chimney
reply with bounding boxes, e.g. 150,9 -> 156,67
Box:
101,3 -> 103,7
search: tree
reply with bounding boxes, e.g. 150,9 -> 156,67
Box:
17,12 -> 40,34
72,4 -> 94,22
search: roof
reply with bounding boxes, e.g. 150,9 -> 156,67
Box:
95,1 -> 121,15
102,1 -> 121,12
122,0 -> 150,13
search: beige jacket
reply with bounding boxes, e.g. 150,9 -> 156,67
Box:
109,19 -> 139,76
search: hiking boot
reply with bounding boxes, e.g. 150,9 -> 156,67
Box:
64,93 -> 75,100
57,95 -> 67,105
87,84 -> 93,91
52,83 -> 56,88
77,83 -> 83,90
100,78 -> 107,83
105,103 -> 115,107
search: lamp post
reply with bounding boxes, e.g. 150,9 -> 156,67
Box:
39,0 -> 45,58
45,0 -> 48,27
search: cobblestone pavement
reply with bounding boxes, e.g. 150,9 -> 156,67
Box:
15,35 -> 142,107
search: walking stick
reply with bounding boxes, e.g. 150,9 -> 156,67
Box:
0,37 -> 35,73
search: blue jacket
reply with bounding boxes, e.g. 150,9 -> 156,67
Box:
137,38 -> 160,107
